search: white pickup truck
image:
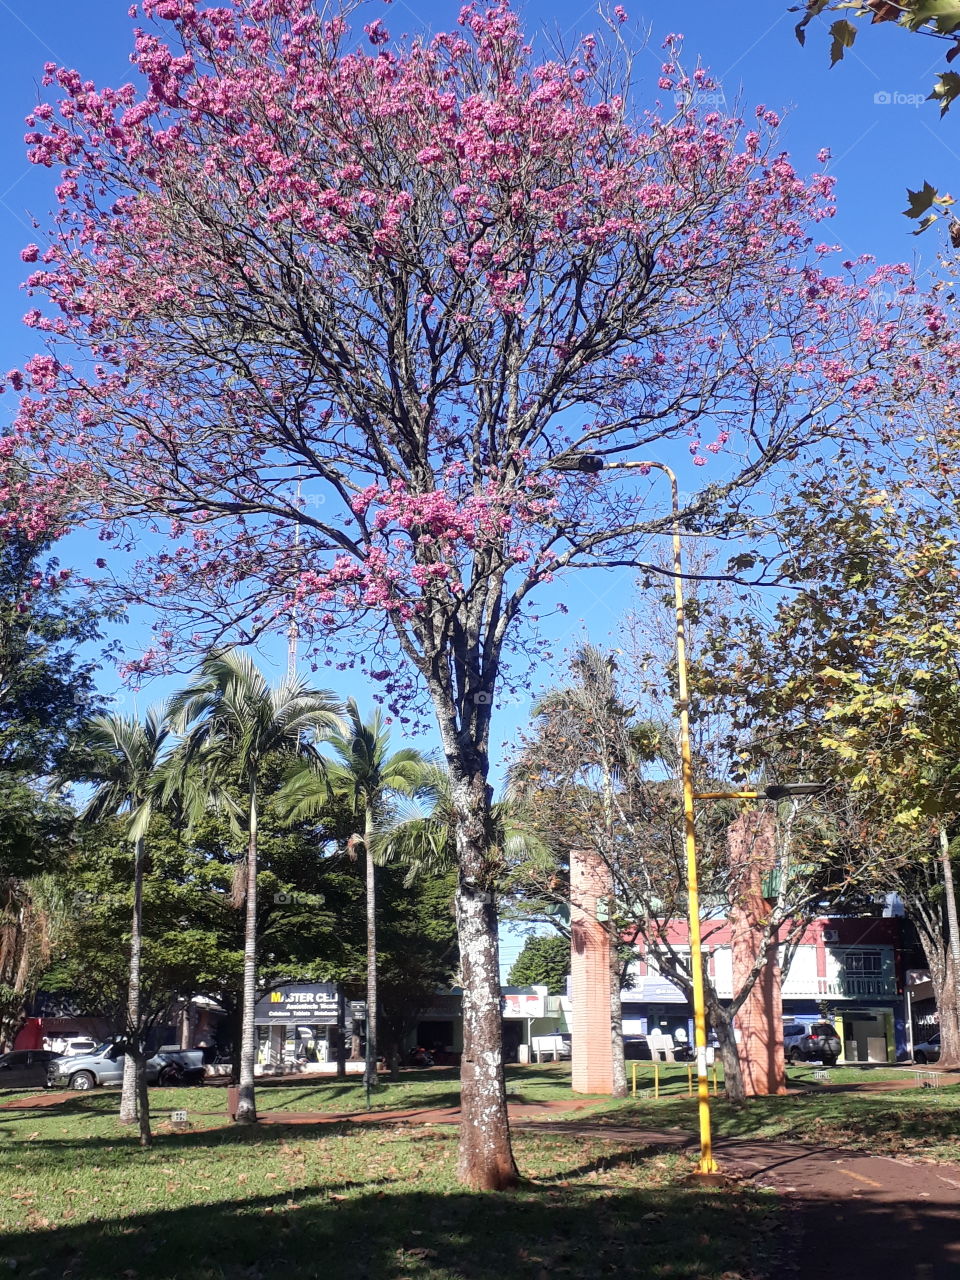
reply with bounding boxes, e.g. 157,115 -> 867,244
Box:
46,1043 -> 205,1091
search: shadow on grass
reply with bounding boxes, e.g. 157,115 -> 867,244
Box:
623,1091 -> 960,1156
0,1177 -> 779,1280
5,1169 -> 960,1279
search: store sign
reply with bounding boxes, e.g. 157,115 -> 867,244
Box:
254,983 -> 339,1026
502,988 -> 546,1019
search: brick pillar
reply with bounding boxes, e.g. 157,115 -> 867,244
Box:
728,812 -> 786,1096
570,847 -> 614,1094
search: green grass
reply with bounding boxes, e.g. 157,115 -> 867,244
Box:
5,1062 -> 958,1279
0,1080 -> 781,1280
587,1078 -> 960,1164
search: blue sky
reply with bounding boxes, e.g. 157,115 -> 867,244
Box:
1,4 -> 951,717
0,9 -> 953,724
1,0 -> 954,975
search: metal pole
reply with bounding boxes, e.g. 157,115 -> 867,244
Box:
625,461 -> 717,1174
364,1008 -> 372,1111
555,454 -> 718,1172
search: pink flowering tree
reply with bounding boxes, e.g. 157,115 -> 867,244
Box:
3,0 -> 944,1188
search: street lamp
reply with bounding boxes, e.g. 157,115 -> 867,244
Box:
558,452 -> 834,1172
559,452 -> 835,1170
561,452 -> 717,1174
695,783 -> 830,801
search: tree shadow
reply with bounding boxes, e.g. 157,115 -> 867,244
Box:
3,1170 -> 958,1279
0,1178 -> 779,1280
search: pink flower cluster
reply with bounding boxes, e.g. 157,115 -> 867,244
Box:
0,0 -> 949,677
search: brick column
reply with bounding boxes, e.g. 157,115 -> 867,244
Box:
728,812 -> 786,1096
570,847 -> 614,1094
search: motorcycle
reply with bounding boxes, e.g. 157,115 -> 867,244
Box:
407,1046 -> 435,1068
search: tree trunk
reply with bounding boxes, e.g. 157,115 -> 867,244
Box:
450,768 -> 518,1190
364,805 -> 379,1091
235,777 -> 258,1123
938,952 -> 960,1067
609,932 -> 627,1098
120,1053 -> 137,1124
388,1036 -> 401,1080
706,991 -> 745,1103
920,923 -> 960,1068
939,827 -> 960,1063
120,833 -> 146,1126
135,1050 -> 151,1148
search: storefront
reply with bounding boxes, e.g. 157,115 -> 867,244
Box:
253,982 -> 365,1073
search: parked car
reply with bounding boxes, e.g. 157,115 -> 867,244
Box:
783,1021 -> 842,1066
56,1037 -> 99,1057
914,1031 -> 941,1064
0,1050 -> 60,1090
46,1043 -> 205,1091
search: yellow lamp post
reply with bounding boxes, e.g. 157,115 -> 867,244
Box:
559,453 -> 717,1174
553,453 -> 830,1174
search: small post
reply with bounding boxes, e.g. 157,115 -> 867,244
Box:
631,1061 -> 637,1096
687,1063 -> 693,1097
654,1062 -> 660,1100
712,1064 -> 718,1096
335,987 -> 346,1080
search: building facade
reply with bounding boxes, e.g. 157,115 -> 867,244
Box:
624,915 -> 918,1063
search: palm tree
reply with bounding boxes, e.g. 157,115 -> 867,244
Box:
377,761 -> 554,888
280,701 -> 430,1091
168,650 -> 342,1123
82,707 -> 170,1145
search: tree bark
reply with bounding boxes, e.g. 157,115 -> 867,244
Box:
706,990 -> 745,1103
609,932 -> 627,1097
364,805 -> 379,1091
135,1050 -> 152,1148
235,776 -> 258,1123
120,1053 -> 138,1124
450,767 -> 518,1190
119,833 -> 145,1126
919,921 -> 960,1067
942,829 -> 960,998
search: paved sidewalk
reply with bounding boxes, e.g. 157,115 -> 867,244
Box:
716,1138 -> 960,1279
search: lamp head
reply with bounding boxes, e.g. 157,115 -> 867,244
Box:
764,782 -> 829,800
548,453 -> 605,474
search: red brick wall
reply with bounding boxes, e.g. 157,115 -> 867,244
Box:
570,848 -> 614,1094
728,812 -> 786,1096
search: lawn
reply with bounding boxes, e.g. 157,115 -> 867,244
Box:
588,1069 -> 960,1164
0,1077 -> 781,1280
4,1062 -> 958,1279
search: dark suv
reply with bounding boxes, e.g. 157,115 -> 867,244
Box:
783,1021 -> 841,1066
